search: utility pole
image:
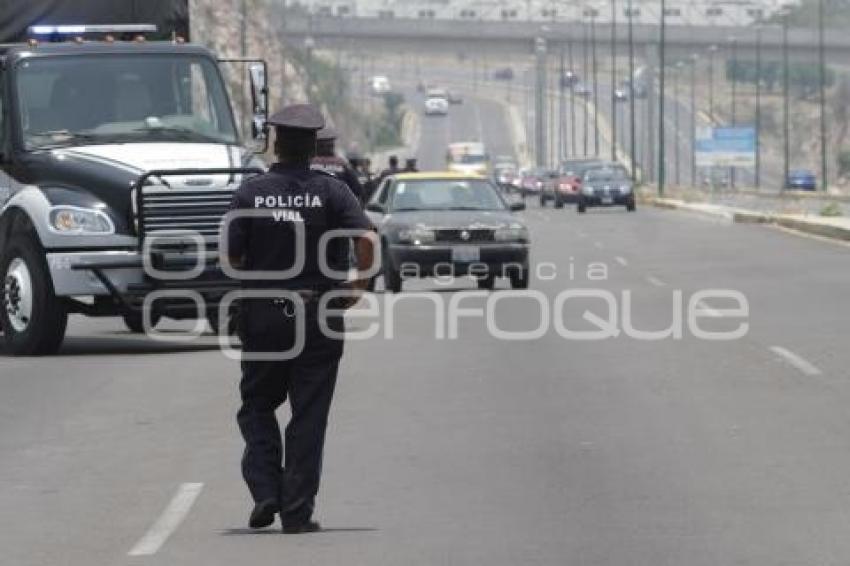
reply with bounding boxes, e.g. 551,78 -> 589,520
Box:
611,0 -> 618,163
818,0 -> 828,191
627,0 -> 637,181
782,12 -> 790,191
658,0 -> 666,196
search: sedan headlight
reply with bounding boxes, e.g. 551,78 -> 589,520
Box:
49,206 -> 114,234
619,184 -> 633,194
397,227 -> 435,244
582,185 -> 595,195
494,224 -> 529,242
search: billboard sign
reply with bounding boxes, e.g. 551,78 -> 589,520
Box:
695,127 -> 756,168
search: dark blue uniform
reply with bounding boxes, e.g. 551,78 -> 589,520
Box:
228,163 -> 371,527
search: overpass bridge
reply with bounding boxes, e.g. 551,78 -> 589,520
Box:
282,14 -> 850,63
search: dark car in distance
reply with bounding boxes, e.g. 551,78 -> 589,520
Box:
577,165 -> 636,213
786,169 -> 817,191
542,158 -> 605,207
365,172 -> 530,291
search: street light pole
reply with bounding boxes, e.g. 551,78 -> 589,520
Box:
591,12 -> 600,156
583,23 -> 590,156
628,0 -> 637,181
674,62 -> 681,186
658,0 -> 666,196
708,44 -> 717,122
690,54 -> 698,186
755,25 -> 762,188
730,35 -> 738,188
560,46 -> 567,160
782,12 -> 790,191
818,0 -> 828,191
569,39 -> 578,157
611,0 -> 618,163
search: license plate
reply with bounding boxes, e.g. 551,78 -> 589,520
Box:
601,196 -> 614,205
452,246 -> 480,262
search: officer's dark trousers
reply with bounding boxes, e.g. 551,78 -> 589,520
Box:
237,299 -> 343,524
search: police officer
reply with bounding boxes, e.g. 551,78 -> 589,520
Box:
403,157 -> 419,173
310,126 -> 364,203
378,155 -> 401,182
227,104 -> 374,534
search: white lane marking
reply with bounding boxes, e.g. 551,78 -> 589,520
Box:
128,482 -> 204,557
695,300 -> 723,317
769,346 -> 823,377
615,256 -> 628,266
576,231 -> 588,238
646,275 -> 666,287
473,100 -> 485,142
593,241 -> 604,249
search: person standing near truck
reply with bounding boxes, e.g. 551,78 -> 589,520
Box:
310,126 -> 364,203
226,104 -> 374,533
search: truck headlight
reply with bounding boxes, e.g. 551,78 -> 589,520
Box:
49,206 -> 114,234
397,227 -> 435,244
582,185 -> 595,195
494,224 -> 528,242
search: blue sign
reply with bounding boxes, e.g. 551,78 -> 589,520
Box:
695,127 -> 756,167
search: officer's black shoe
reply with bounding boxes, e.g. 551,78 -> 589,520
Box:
249,498 -> 280,529
282,520 -> 321,534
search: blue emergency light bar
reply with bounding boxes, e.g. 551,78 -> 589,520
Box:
28,24 -> 157,35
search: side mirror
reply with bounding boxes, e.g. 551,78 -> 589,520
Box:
248,62 -> 268,142
366,202 -> 386,214
509,201 -> 526,212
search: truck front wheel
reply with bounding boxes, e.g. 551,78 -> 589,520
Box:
1,236 -> 68,355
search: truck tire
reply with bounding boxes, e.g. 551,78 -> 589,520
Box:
123,311 -> 162,334
476,274 -> 496,290
1,236 -> 68,355
510,269 -> 529,290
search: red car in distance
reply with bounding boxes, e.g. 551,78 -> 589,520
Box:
549,158 -> 605,206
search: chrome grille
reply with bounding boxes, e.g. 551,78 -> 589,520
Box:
137,186 -> 235,246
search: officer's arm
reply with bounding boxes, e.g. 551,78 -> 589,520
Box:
345,168 -> 364,203
351,232 -> 376,291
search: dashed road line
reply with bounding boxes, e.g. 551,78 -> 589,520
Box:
769,346 -> 823,377
128,482 -> 204,557
614,256 -> 628,266
593,241 -> 604,249
646,275 -> 666,287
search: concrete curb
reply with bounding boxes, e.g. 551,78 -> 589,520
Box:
651,198 -> 850,241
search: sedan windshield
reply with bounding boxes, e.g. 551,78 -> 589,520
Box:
585,168 -> 629,183
390,179 -> 506,211
16,54 -> 238,149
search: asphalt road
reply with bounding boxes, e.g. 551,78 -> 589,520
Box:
2,94 -> 850,566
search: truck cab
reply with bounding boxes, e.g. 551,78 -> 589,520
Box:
0,29 -> 268,354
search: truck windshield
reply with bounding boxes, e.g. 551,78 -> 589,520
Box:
16,54 -> 238,150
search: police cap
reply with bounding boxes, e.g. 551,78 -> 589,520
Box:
317,126 -> 338,142
267,104 -> 325,131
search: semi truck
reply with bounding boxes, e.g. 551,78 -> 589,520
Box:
0,24 -> 269,354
